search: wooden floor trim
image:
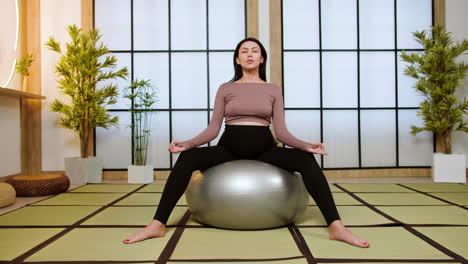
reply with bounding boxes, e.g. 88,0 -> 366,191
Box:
28,168 -> 456,181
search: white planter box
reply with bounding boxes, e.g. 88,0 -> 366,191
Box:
128,165 -> 154,184
65,156 -> 103,185
432,153 -> 466,183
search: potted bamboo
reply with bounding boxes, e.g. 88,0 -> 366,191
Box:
15,53 -> 33,90
122,79 -> 158,183
45,24 -> 129,184
400,24 -> 468,183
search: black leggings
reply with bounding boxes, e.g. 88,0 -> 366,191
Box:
153,124 -> 341,226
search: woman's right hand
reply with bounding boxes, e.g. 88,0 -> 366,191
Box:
168,140 -> 187,154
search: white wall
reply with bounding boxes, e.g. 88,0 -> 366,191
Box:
1,0 -> 81,176
41,0 -> 81,171
0,0 -> 22,177
0,96 -> 21,176
446,0 -> 468,165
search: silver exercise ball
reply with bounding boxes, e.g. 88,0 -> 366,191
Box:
185,159 -> 309,230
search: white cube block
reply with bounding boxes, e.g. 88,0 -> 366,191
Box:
128,165 -> 154,184
432,153 -> 466,183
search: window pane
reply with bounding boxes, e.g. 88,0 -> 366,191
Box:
96,112 -> 131,169
171,111 -> 209,166
171,0 -> 206,50
208,52 -> 235,93
398,110 -> 433,166
361,110 -> 396,167
397,51 -> 424,107
147,111 -> 170,169
323,110 -> 359,168
321,0 -> 357,49
360,52 -> 395,107
208,0 -> 245,50
359,0 -> 394,49
171,52 -> 208,109
284,110 -> 322,167
100,53 -> 132,110
134,53 -> 169,109
208,82 -> 225,113
284,52 -> 320,108
95,0 -> 131,50
210,110 -> 226,146
397,0 -> 432,49
323,52 -> 357,107
134,0 -> 169,50
283,0 -> 319,49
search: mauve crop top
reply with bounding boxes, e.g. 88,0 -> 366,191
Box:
176,82 -> 314,151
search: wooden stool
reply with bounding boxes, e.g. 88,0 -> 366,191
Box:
6,174 -> 70,197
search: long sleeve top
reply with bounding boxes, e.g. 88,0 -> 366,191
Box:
176,82 -> 314,151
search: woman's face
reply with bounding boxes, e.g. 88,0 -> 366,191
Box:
236,41 -> 263,70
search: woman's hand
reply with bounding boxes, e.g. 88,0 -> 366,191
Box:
305,142 -> 328,155
168,140 -> 187,154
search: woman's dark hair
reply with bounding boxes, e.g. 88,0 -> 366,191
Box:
228,37 -> 268,83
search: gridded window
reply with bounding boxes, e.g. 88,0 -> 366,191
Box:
282,0 -> 433,168
94,0 -> 246,170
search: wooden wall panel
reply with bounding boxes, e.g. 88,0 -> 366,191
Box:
269,0 -> 282,146
434,0 -> 446,29
81,0 -> 95,157
247,0 -> 259,38
324,168 -> 430,178
434,0 -> 447,153
81,0 -> 94,31
269,0 -> 282,87
98,168 -> 431,180
20,0 -> 42,175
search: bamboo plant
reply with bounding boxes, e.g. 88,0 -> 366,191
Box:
45,24 -> 129,158
122,79 -> 158,165
400,24 -> 468,154
15,53 -> 34,90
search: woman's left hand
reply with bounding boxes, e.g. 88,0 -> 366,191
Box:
305,143 -> 328,155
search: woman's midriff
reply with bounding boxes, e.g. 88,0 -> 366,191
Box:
227,121 -> 269,126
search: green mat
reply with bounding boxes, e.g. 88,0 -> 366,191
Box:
0,182 -> 466,263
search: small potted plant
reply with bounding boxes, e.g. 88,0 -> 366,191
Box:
400,24 -> 468,183
15,53 -> 34,91
45,24 -> 129,184
122,79 -> 158,183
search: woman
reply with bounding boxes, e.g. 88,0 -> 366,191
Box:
123,37 -> 370,248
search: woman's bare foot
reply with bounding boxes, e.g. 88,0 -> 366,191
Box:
328,220 -> 370,248
123,220 -> 166,244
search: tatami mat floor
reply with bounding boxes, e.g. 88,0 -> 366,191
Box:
0,177 -> 440,216
1,177 -> 467,263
